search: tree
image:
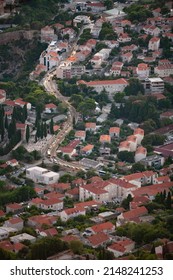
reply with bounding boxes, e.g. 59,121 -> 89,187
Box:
50,118 -> 54,135
70,240 -> 84,254
43,122 -> 47,138
165,192 -> 172,209
117,151 -> 134,163
23,104 -> 28,121
4,114 -> 8,130
124,78 -> 144,96
131,162 -> 146,173
25,124 -> 30,143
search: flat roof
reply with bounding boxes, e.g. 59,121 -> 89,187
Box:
26,166 -> 48,172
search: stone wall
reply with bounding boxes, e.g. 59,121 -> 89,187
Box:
0,30 -> 40,45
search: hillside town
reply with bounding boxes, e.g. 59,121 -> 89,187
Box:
0,0 -> 173,260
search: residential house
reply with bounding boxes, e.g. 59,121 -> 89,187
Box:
78,79 -> 128,95
121,52 -> 133,63
56,61 -> 85,79
65,188 -> 79,200
10,233 -> 36,244
44,103 -> 57,113
40,50 -> 59,71
89,222 -> 115,235
15,98 -> 31,110
126,135 -> 137,152
86,2 -> 106,13
85,122 -> 96,132
133,128 -> 144,145
160,111 -> 173,120
60,207 -> 86,222
26,166 -> 59,184
61,28 -> 76,41
148,37 -> 160,51
6,159 -> 19,167
27,214 -> 57,228
118,141 -> 131,152
81,144 -> 94,156
109,127 -> 120,138
49,183 -> 71,193
135,146 -> 147,163
0,210 -> 5,218
116,206 -> 148,226
6,203 -> 23,214
118,33 -> 131,43
75,130 -> 86,141
121,44 -> 138,53
122,171 -> 157,187
39,198 -> 63,211
4,217 -> 24,231
143,25 -> 160,36
136,63 -> 150,78
87,232 -> 110,248
154,63 -> 173,78
107,239 -> 135,258
41,26 -> 56,43
99,135 -> 111,144
59,139 -> 80,158
155,176 -> 171,184
90,55 -> 103,68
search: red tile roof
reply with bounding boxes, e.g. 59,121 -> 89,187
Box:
91,222 -> 115,233
132,182 -> 173,197
122,206 -> 148,220
87,232 -> 110,247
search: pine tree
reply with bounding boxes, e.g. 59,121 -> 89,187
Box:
26,125 -> 30,143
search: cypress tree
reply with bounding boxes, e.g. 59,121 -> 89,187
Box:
166,192 -> 172,209
43,122 -> 47,138
40,122 -> 44,139
50,118 -> 54,134
26,125 -> 30,143
5,114 -> 8,130
23,104 -> 27,121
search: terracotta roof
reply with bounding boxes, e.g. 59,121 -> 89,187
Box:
133,128 -> 144,136
53,125 -> 60,132
7,217 -> 23,224
85,78 -> 128,86
45,103 -> 57,109
41,198 -> 62,206
6,203 -> 22,210
132,182 -> 173,197
87,232 -> 109,247
74,200 -> 101,208
85,122 -> 96,129
122,206 -> 148,220
91,222 -> 115,233
119,141 -> 130,148
150,37 -> 160,42
135,146 -> 147,155
81,144 -> 94,153
127,135 -> 137,143
75,130 -> 86,137
109,127 -> 120,134
61,235 -> 80,243
0,210 -> 5,217
99,134 -> 111,143
50,183 -> 70,190
42,227 -> 58,237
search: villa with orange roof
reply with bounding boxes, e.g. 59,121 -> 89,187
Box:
136,63 -> 150,78
60,207 -> 86,222
109,127 -> 120,138
85,122 -> 96,132
87,232 -> 110,248
107,238 -> 135,257
99,135 -> 111,144
116,206 -> 148,226
133,128 -> 144,144
126,135 -> 137,152
135,146 -> 147,162
81,144 -> 94,155
41,25 -> 56,43
148,37 -> 160,51
118,141 -> 131,152
75,130 -> 86,141
89,221 -> 115,234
